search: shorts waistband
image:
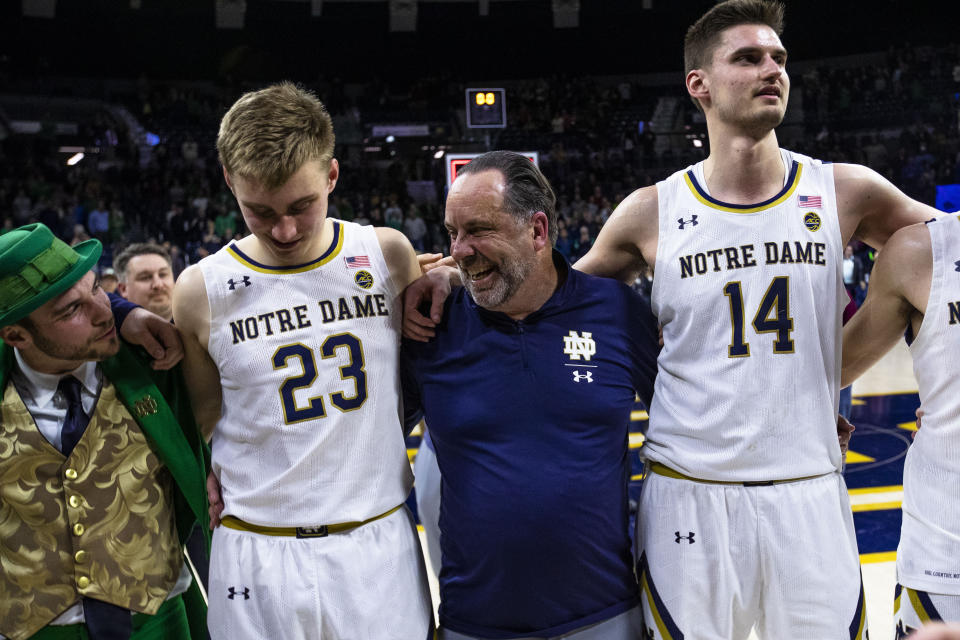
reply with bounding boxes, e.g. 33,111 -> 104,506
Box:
221,504 -> 403,538
648,462 -> 830,486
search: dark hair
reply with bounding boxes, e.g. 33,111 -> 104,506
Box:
457,151 -> 558,245
113,243 -> 172,282
684,0 -> 785,109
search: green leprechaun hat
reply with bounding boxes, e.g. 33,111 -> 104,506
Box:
0,223 -> 102,327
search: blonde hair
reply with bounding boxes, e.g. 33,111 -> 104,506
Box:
217,82 -> 335,190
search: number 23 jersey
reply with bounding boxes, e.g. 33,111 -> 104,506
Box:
648,150 -> 846,482
199,219 -> 411,525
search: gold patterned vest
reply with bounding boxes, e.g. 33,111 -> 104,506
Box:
0,379 -> 183,640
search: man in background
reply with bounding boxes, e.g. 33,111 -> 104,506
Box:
114,243 -> 176,322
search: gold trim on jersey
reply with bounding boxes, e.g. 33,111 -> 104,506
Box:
220,504 -> 402,537
649,461 -> 826,486
226,221 -> 345,274
683,161 -> 803,213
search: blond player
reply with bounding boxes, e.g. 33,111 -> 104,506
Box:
173,82 -> 432,640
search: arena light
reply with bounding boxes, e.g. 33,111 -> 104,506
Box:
551,0 -> 579,28
22,0 -> 56,19
66,152 -> 84,166
388,0 -> 416,32
215,0 -> 246,29
434,149 -> 445,159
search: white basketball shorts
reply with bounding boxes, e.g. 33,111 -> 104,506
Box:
208,504 -> 433,640
636,467 -> 866,640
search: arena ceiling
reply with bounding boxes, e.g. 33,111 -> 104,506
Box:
1,0 -> 953,82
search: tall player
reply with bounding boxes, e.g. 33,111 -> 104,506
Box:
577,2 -> 941,636
842,216 -> 960,638
173,83 -> 432,640
401,1 -> 939,637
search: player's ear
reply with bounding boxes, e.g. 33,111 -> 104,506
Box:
223,167 -> 236,194
326,159 -> 340,193
687,69 -> 710,106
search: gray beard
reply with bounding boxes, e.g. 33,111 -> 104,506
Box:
459,252 -> 536,311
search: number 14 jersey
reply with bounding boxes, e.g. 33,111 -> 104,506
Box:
199,219 -> 411,525
648,150 -> 845,482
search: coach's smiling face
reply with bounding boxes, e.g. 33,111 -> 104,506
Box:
445,169 -> 548,317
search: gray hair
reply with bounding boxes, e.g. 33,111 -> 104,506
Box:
457,151 -> 558,245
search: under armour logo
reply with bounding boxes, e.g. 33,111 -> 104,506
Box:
572,370 -> 593,383
228,276 -> 252,290
677,215 -> 699,230
227,586 -> 250,600
563,331 -> 596,361
954,259 -> 960,273
674,531 -> 695,544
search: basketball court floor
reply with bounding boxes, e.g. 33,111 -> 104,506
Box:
406,342 -> 919,639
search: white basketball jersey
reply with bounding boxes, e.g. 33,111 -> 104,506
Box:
199,219 -> 412,526
648,150 -> 845,481
899,213 -> 960,594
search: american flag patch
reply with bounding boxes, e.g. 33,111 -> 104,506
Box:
798,195 -> 822,208
344,255 -> 371,268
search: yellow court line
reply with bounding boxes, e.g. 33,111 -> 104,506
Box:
631,410 -> 649,421
845,450 -> 875,463
631,474 -> 645,481
898,421 -> 918,432
851,501 -> 902,512
860,551 -> 897,564
848,485 -> 903,495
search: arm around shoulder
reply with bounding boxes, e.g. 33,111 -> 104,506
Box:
575,185 -> 658,284
834,163 -> 941,249
841,223 -> 931,387
172,265 -> 222,440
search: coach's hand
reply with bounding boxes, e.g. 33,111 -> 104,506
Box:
417,252 -> 451,274
402,265 -> 458,341
837,414 -> 855,457
120,307 -> 184,369
207,471 -> 224,529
